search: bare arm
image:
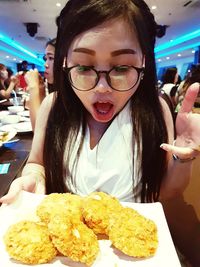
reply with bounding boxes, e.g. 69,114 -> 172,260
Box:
160,83 -> 200,199
28,92 -> 56,164
0,76 -> 18,99
0,92 -> 56,204
25,69 -> 46,130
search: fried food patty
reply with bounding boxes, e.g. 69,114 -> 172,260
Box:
48,214 -> 99,266
4,220 -> 57,264
108,207 -> 158,258
36,193 -> 83,223
82,192 -> 122,235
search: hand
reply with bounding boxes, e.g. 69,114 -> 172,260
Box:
10,75 -> 19,86
25,69 -> 40,88
0,175 -> 37,204
161,82 -> 200,159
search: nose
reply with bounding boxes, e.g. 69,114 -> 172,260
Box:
44,61 -> 49,68
94,73 -> 112,93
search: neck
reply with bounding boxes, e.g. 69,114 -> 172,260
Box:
86,112 -> 111,149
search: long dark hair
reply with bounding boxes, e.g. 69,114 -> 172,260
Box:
43,0 -> 168,202
162,67 -> 178,84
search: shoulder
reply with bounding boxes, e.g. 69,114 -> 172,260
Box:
35,92 -> 57,128
39,91 -> 57,112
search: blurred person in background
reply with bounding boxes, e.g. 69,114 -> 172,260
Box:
0,63 -> 18,100
4,68 -> 14,88
43,38 -> 56,93
18,60 -> 29,91
25,38 -> 56,130
160,67 -> 179,108
176,64 -> 200,111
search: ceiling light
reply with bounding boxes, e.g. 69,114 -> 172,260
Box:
157,59 -> 162,62
0,44 -> 44,67
192,50 -> 195,53
177,54 -> 181,57
13,58 -> 16,61
0,33 -> 44,65
155,29 -> 200,53
56,3 -> 61,7
151,5 -> 157,10
166,57 -> 170,60
6,55 -> 10,58
155,41 -> 200,59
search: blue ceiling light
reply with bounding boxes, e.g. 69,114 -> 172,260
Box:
0,44 -> 44,67
155,41 -> 200,59
155,29 -> 200,53
0,33 -> 44,65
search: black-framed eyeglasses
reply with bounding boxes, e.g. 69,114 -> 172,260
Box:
63,64 -> 144,92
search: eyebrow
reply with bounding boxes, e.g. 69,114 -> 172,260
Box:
46,52 -> 54,56
72,48 -> 137,56
73,48 -> 95,56
111,49 -> 137,56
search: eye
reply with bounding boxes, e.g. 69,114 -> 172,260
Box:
77,65 -> 93,72
49,56 -> 54,61
113,65 -> 130,72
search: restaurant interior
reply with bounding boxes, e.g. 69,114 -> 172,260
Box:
0,0 -> 200,267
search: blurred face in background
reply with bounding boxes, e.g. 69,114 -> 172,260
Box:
0,66 -> 8,80
44,44 -> 55,84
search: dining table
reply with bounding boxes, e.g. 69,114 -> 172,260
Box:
0,132 -> 33,198
0,98 -> 33,198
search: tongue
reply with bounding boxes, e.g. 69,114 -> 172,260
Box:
94,102 -> 112,113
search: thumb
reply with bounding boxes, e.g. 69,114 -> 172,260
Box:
0,178 -> 23,204
160,143 -> 196,160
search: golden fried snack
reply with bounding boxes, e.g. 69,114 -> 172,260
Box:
36,193 -> 83,223
4,220 -> 57,264
48,214 -> 99,266
82,191 -> 122,235
108,207 -> 158,258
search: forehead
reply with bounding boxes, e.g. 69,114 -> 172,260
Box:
45,44 -> 55,54
68,18 -> 141,53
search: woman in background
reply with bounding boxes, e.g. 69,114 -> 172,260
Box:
25,38 -> 56,130
0,63 -> 18,100
176,64 -> 200,111
160,67 -> 179,108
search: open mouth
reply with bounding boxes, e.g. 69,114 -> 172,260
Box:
93,102 -> 114,121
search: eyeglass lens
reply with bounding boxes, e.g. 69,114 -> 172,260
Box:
69,66 -> 139,91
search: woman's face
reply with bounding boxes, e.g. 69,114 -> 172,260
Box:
67,18 -> 144,124
44,44 -> 55,84
0,67 -> 8,80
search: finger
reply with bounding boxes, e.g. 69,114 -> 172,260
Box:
179,82 -> 199,114
160,143 -> 196,159
0,179 -> 23,204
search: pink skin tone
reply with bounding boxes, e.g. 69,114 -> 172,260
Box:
44,44 -> 55,84
0,67 -> 8,81
67,18 -> 144,130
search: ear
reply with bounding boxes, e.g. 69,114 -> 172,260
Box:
142,55 -> 145,68
63,57 -> 67,68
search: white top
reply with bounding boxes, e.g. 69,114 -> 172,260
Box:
64,102 -> 142,202
161,83 -> 175,96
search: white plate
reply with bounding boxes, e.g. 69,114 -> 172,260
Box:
0,191 -> 181,267
0,122 -> 32,133
17,110 -> 30,117
0,128 -> 17,147
0,110 -> 9,120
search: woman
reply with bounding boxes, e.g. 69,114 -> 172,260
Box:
0,64 -> 18,100
25,38 -> 56,130
1,0 -> 199,203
